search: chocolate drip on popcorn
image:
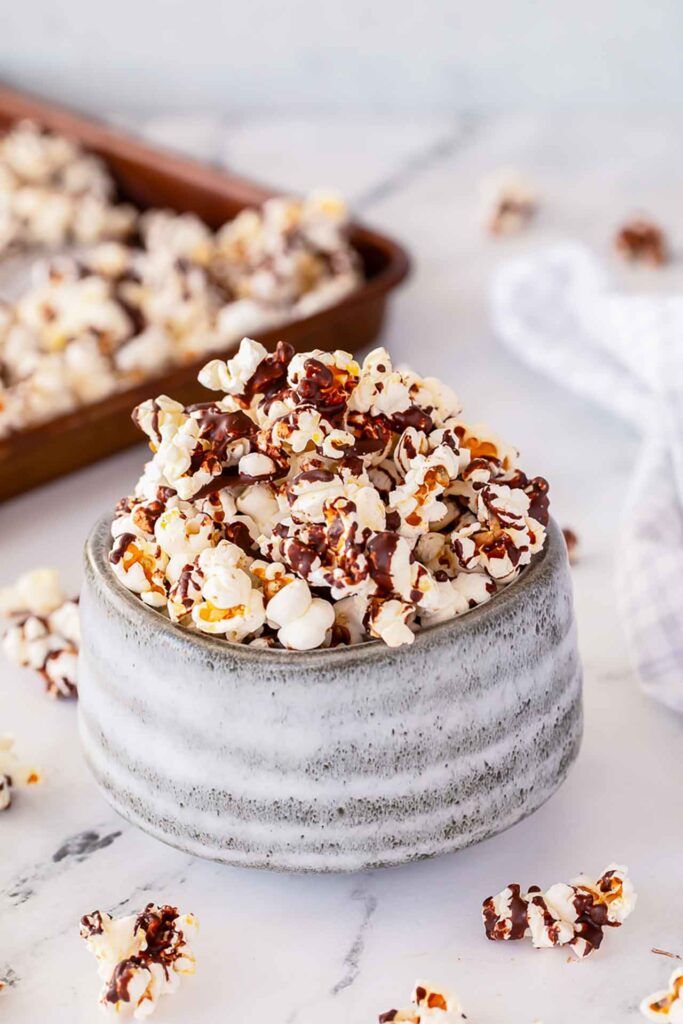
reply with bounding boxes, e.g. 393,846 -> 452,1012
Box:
81,902 -> 198,1017
482,864 -> 636,958
241,340 -> 295,401
641,968 -> 683,1021
109,338 -> 550,650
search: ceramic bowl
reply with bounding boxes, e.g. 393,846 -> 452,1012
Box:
79,516 -> 582,873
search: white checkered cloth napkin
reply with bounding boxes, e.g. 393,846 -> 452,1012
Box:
492,242 -> 683,714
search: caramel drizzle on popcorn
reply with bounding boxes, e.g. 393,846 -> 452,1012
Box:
110,339 -> 551,650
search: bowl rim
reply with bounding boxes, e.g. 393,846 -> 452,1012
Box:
84,513 -> 563,669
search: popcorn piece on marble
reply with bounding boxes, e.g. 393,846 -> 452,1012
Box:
379,981 -> 467,1022
562,527 -> 579,566
0,568 -> 79,697
80,903 -> 198,1019
482,864 -> 637,957
0,735 -> 41,810
641,968 -> 683,1022
615,217 -> 668,267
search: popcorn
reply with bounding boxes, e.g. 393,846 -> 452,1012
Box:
641,968 -> 683,1021
110,535 -> 169,608
480,168 -> 537,236
185,541 -> 265,640
379,981 -> 467,1022
0,568 -> 79,697
0,735 -> 41,810
80,903 -> 198,1019
261,566 -> 335,649
0,567 -> 65,617
110,339 -> 550,649
615,217 -> 668,267
212,192 -> 360,313
0,120 -> 136,253
562,527 -> 579,566
482,864 -> 637,957
0,147 -> 360,440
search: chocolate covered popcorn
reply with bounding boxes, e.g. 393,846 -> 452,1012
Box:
615,217 -> 668,267
80,903 -> 198,1019
0,120 -> 136,252
109,338 -> 550,650
480,169 -> 537,236
0,735 -> 41,810
379,981 -> 467,1022
0,178 -> 360,438
482,864 -> 636,958
0,568 -> 79,697
641,968 -> 683,1021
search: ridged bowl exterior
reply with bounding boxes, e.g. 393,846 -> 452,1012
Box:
79,515 -> 582,873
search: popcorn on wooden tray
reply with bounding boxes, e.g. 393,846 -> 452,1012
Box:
0,120 -> 136,253
482,864 -> 636,957
0,121 -> 361,441
480,168 -> 537,236
109,337 -> 550,650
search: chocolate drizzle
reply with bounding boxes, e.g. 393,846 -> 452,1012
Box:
197,408 -> 257,457
110,532 -> 136,565
242,340 -> 294,402
367,532 -> 401,595
526,476 -> 550,526
104,957 -> 144,1005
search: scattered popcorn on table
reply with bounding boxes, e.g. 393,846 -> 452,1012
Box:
480,168 -> 537,236
641,968 -> 683,1021
379,981 -> 467,1022
615,217 -> 668,266
482,864 -> 636,957
109,338 -> 550,650
80,903 -> 198,1019
0,568 -> 79,697
0,734 -> 41,810
0,120 -> 136,253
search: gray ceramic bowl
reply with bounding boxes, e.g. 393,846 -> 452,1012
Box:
79,515 -> 582,873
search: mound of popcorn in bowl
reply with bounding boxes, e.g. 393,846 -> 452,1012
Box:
109,338 -> 550,650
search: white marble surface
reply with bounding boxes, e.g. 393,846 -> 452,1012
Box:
2,113 -> 683,1023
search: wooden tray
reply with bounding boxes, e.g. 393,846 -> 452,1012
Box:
0,85 -> 410,502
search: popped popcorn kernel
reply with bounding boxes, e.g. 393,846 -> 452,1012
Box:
482,864 -> 636,957
80,903 -> 198,1018
0,568 -> 79,697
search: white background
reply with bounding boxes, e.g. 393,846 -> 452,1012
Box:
4,1 -> 683,116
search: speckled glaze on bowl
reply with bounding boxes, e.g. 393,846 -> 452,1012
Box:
78,515 -> 582,873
